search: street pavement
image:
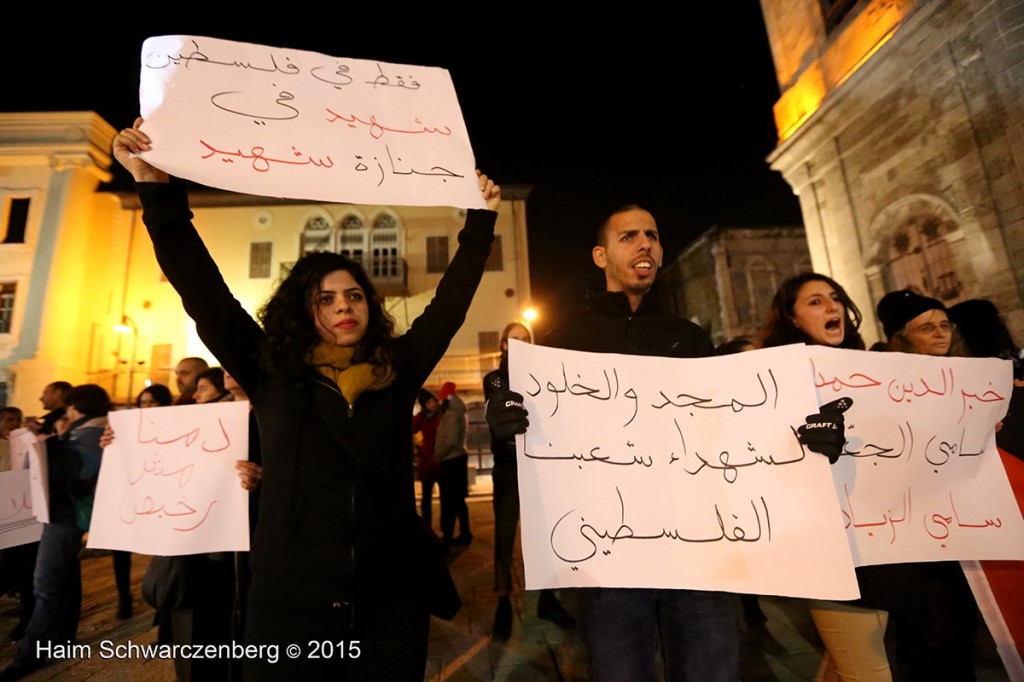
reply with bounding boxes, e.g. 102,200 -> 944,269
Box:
0,484 -> 1011,681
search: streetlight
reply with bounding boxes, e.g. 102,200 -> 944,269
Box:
522,307 -> 538,333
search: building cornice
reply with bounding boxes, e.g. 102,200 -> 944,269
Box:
111,183 -> 534,210
0,112 -> 116,174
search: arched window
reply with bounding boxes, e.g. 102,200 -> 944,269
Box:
869,196 -> 965,303
300,213 -> 333,255
338,213 -> 367,262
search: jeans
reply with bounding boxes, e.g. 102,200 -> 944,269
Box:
579,587 -> 740,682
16,519 -> 84,661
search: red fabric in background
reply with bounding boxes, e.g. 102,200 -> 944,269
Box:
979,449 -> 1024,660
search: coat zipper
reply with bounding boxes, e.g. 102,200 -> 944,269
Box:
309,372 -> 356,625
310,374 -> 354,417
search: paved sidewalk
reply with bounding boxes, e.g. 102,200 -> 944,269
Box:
0,492 -> 1011,680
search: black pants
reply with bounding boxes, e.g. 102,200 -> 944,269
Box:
492,457 -> 519,594
439,456 -> 469,541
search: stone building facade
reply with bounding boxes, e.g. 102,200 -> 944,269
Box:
660,225 -> 810,346
760,0 -> 1024,345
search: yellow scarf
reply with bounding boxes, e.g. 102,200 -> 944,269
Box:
307,343 -> 395,405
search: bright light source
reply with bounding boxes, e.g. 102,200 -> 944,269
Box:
522,307 -> 538,322
113,324 -> 131,334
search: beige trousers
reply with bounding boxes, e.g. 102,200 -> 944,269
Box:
810,603 -> 891,682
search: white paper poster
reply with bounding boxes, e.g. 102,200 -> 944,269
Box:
510,342 -> 860,600
9,428 -> 48,523
808,346 -> 1023,565
87,401 -> 250,555
139,35 -> 484,209
0,470 -> 43,549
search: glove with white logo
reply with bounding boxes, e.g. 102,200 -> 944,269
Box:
797,397 -> 852,465
486,389 -> 529,441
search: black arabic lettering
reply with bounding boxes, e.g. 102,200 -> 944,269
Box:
365,63 -> 422,90
385,145 -> 463,181
310,63 -> 353,88
651,371 -> 773,413
210,90 -> 300,122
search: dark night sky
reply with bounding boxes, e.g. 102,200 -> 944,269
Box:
8,10 -> 801,333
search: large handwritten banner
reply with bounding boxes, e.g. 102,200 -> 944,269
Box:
9,428 -> 48,523
509,342 -> 860,599
139,35 -> 485,209
0,471 -> 43,549
807,347 -> 1023,565
87,401 -> 250,555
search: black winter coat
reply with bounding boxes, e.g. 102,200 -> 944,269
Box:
545,288 -> 713,359
138,183 -> 495,621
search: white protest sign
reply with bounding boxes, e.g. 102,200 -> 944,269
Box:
9,428 -> 48,523
807,346 -> 1023,565
0,470 -> 43,549
510,342 -> 859,600
139,35 -> 484,209
87,401 -> 250,555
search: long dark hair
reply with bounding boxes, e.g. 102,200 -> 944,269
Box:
258,252 -> 396,379
758,272 -> 866,349
499,321 -> 531,369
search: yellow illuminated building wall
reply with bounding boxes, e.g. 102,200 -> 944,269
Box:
762,0 -> 914,141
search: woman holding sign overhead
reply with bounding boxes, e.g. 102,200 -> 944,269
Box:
112,118 -> 500,680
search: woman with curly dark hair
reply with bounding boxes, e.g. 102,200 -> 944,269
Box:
111,118 -> 501,681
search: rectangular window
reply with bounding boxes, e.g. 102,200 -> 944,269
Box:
820,0 -> 860,33
250,242 -> 273,278
3,198 -> 29,244
149,343 -> 173,387
0,283 -> 16,333
426,236 -> 449,274
479,330 -> 500,372
485,235 -> 503,272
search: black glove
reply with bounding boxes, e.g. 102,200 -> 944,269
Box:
797,397 -> 853,464
486,389 -> 529,441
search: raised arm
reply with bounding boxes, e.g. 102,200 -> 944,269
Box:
397,172 -> 500,386
112,119 -> 266,395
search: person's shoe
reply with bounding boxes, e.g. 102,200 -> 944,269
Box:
452,533 -> 473,546
117,595 -> 133,620
537,590 -> 576,629
492,596 -> 512,641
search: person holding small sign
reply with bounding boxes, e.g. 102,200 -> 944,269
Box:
110,118 -> 500,680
